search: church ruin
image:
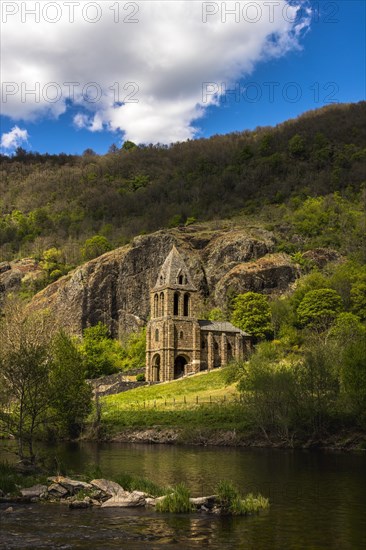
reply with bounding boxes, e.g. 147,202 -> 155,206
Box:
146,246 -> 251,382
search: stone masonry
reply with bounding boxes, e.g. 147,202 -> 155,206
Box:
146,246 -> 251,382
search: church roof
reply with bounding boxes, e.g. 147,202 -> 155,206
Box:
153,246 -> 197,291
198,320 -> 250,337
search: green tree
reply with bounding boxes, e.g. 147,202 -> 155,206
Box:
270,298 -> 295,339
291,271 -> 330,310
327,313 -> 366,424
0,300 -> 95,462
122,140 -> 137,151
80,322 -> 122,378
341,338 -> 366,425
237,342 -> 298,440
288,134 -> 307,159
208,308 -> 227,321
297,288 -> 343,330
231,292 -> 273,340
50,332 -> 93,438
40,247 -> 66,282
297,338 -> 340,433
350,281 -> 366,320
81,235 -> 112,261
120,329 -> 146,372
328,312 -> 366,343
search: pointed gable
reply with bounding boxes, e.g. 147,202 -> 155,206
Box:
153,246 -> 197,291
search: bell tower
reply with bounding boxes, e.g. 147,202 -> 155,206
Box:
146,246 -> 201,382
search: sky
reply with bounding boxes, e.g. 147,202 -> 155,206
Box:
0,0 -> 365,155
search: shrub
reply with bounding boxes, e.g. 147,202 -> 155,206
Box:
136,373 -> 145,382
156,483 -> 194,513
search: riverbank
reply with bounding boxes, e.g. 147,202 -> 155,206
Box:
106,427 -> 366,452
97,370 -> 366,452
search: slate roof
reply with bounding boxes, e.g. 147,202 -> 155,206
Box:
198,320 -> 250,337
153,246 -> 197,291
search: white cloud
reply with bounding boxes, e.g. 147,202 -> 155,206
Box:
1,126 -> 29,150
1,1 -> 311,144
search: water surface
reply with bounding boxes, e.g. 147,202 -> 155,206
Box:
1,442 -> 365,549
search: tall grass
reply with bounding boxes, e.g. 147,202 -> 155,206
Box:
156,483 -> 194,513
0,461 -> 47,495
216,480 -> 269,515
114,473 -> 166,496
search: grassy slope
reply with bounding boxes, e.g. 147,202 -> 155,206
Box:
101,369 -> 248,433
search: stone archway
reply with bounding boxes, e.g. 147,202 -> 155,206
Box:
152,354 -> 161,382
174,355 -> 188,379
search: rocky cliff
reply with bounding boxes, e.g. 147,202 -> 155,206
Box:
0,259 -> 43,305
26,224 -> 301,338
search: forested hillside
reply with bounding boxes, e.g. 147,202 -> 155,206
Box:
1,102 -> 365,269
0,102 -> 365,451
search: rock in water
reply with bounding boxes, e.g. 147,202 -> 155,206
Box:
20,485 -> 48,499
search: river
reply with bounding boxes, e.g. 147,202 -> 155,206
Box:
0,442 -> 365,549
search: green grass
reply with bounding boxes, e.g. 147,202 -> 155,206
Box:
113,473 -> 167,496
100,369 -> 248,433
104,369 -> 237,406
156,483 -> 194,513
216,480 -> 269,515
0,461 -> 48,495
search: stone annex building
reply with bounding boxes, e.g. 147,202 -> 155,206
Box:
146,246 -> 252,382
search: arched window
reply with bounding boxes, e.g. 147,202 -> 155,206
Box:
154,294 -> 159,317
160,292 -> 164,316
180,331 -> 184,339
155,329 -> 159,342
174,292 -> 180,316
183,293 -> 190,316
178,274 -> 183,285
201,340 -> 206,349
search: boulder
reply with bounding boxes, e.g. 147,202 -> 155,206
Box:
189,495 -> 217,509
214,253 -> 298,307
47,483 -> 69,498
20,484 -> 48,500
90,479 -> 124,497
101,490 -> 146,508
48,476 -> 92,494
302,248 -> 340,269
69,499 -> 92,509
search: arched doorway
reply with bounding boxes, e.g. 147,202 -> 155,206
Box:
174,355 -> 187,379
152,354 -> 161,382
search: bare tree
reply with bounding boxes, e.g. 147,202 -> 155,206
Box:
0,299 -> 55,464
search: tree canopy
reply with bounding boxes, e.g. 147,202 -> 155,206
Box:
231,292 -> 273,340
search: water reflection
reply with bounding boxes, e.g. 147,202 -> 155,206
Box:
1,441 -> 365,549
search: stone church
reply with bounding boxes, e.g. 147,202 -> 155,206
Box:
146,246 -> 251,382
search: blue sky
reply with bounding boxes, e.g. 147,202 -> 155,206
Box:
0,1 -> 365,155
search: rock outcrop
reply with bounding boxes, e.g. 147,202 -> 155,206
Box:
0,259 -> 43,305
27,225 -> 298,337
